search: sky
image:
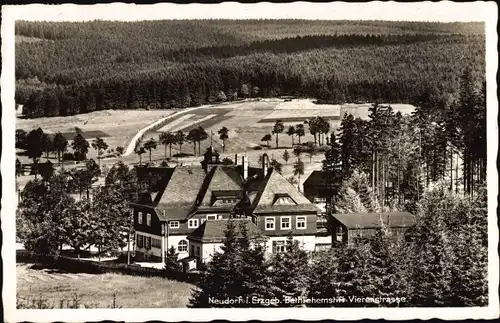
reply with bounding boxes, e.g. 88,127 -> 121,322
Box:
1,2 -> 497,22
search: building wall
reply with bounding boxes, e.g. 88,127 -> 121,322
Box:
133,206 -> 162,236
165,234 -> 189,260
200,242 -> 224,263
166,212 -> 230,236
347,226 -> 409,243
135,230 -> 162,260
315,235 -> 332,250
264,235 -> 316,254
135,231 -> 191,261
255,212 -> 317,236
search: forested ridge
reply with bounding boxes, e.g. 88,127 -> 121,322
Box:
15,20 -> 485,118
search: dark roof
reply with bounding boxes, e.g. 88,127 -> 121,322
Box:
303,170 -> 327,187
150,166 -> 206,220
199,166 -> 244,206
155,203 -> 194,221
333,212 -> 415,229
253,169 -> 320,214
187,219 -> 265,243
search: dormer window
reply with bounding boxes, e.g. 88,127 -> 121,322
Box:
273,194 -> 297,206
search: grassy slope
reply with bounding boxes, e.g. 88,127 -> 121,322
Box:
17,264 -> 194,308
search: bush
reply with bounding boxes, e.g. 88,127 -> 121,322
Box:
253,146 -> 263,150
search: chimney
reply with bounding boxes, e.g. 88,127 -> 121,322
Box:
242,155 -> 248,180
234,153 -> 239,166
262,153 -> 269,177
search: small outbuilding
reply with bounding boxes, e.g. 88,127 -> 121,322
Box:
331,212 -> 415,244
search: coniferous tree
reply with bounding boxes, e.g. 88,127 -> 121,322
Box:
236,222 -> 271,306
189,220 -> 242,307
293,157 -> 305,191
143,137 -> 157,164
175,130 -> 185,155
186,128 -> 199,156
40,133 -> 53,161
91,137 -> 108,168
53,132 -> 68,167
282,149 -> 290,164
134,140 -> 146,164
72,133 -> 89,161
287,125 -> 296,146
268,233 -> 310,307
366,222 -> 408,307
295,124 -> 305,144
26,128 -> 44,179
218,126 -> 229,152
272,120 -> 285,148
261,134 -> 272,147
165,246 -> 182,272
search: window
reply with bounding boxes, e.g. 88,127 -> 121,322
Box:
207,214 -> 217,221
336,226 -> 344,242
188,219 -> 199,229
138,212 -> 143,224
137,234 -> 143,248
190,245 -> 195,256
145,236 -> 151,249
178,240 -> 188,252
280,217 -> 291,230
296,216 -> 307,229
273,241 -> 286,253
169,221 -> 180,229
265,217 -> 275,230
195,246 -> 201,256
146,213 -> 151,226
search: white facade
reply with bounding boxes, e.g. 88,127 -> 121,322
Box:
135,231 -> 190,261
264,235 -> 316,254
188,241 -> 224,263
165,234 -> 190,260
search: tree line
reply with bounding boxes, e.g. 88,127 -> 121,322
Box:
16,161 -> 149,261
318,68 -> 486,214
163,33 -> 454,63
190,186 -> 487,307
16,19 -> 484,118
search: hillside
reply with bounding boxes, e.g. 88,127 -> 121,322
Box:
15,20 -> 485,118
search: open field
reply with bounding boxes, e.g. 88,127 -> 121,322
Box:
17,264 -> 194,308
141,99 -> 416,159
16,109 -> 176,162
15,99 -> 415,191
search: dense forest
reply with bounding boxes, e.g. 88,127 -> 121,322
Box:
15,20 -> 485,118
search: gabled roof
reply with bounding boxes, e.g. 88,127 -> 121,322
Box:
333,212 -> 415,229
153,166 -> 206,220
187,218 -> 266,243
303,170 -> 327,187
253,169 -> 320,213
199,166 -> 244,206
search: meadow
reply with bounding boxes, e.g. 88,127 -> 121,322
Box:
17,264 -> 194,308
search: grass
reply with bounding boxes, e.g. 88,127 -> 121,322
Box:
14,99 -> 415,191
16,109 -> 176,162
17,264 -> 194,308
